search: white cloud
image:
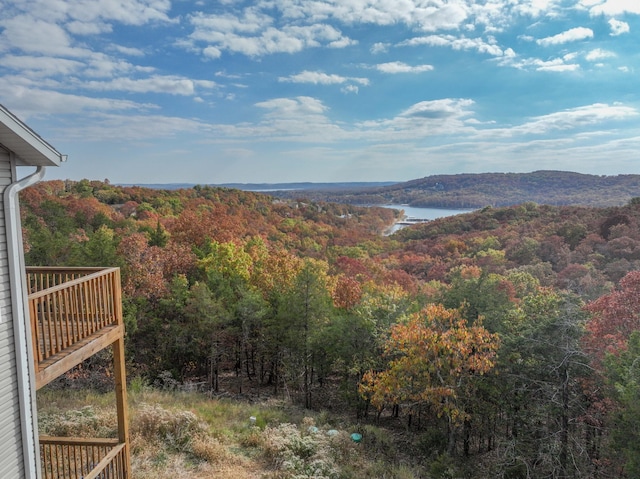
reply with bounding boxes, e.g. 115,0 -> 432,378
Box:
203,46 -> 222,59
341,85 -> 359,94
279,71 -> 369,86
375,62 -> 434,74
563,52 -> 578,62
585,48 -> 615,61
514,103 -> 639,135
66,20 -> 112,35
111,45 -> 145,57
588,1 -> 640,16
0,84 -> 155,118
400,99 -> 475,120
61,113 -> 211,142
81,54 -> 138,78
255,96 -> 328,116
181,0 -> 532,60
0,0 -> 174,55
188,10 -> 269,35
354,98 -> 478,141
238,96 -> 480,144
514,0 -> 564,17
2,55 -> 84,76
247,96 -> 349,142
608,18 -> 630,36
31,0 -> 174,26
537,62 -> 580,72
188,13 -> 355,57
413,3 -> 470,32
400,34 -> 504,56
277,0 -> 469,30
502,55 -> 581,72
370,42 -> 389,54
0,15 -> 87,57
537,27 -> 594,46
328,36 -> 357,48
578,0 -> 603,7
84,75 -> 217,95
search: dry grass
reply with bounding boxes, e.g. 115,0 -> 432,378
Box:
37,386 -> 425,479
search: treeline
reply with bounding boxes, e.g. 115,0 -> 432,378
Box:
271,170 -> 640,208
22,179 -> 640,478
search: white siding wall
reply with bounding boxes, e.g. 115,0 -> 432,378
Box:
0,150 -> 24,478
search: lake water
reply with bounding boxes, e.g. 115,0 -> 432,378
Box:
378,204 -> 475,233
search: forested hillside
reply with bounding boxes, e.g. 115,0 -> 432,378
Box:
271,170 -> 640,208
22,179 -> 640,478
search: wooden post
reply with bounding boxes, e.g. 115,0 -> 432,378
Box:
112,269 -> 131,478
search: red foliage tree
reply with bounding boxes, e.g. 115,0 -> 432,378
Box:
584,270 -> 640,366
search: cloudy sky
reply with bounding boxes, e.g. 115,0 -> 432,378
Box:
1,0 -> 639,184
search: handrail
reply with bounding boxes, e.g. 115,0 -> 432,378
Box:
27,267 -> 118,297
40,436 -> 120,446
83,443 -> 127,479
39,437 -> 126,479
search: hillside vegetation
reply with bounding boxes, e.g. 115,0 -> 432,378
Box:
38,386 -> 417,479
270,170 -> 640,208
23,178 -> 640,478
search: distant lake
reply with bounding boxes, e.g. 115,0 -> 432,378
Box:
378,204 -> 475,233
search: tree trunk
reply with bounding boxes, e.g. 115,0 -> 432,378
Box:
560,366 -> 569,478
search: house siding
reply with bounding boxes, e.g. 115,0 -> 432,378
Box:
0,151 -> 24,478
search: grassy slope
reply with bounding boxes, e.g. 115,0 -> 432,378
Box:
37,386 -> 425,479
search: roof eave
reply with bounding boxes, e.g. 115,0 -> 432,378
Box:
0,104 -> 64,167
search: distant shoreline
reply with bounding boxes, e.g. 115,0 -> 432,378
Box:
376,204 -> 475,235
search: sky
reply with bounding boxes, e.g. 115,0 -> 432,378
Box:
1,0 -> 639,185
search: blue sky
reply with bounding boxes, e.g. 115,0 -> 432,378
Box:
1,0 -> 639,184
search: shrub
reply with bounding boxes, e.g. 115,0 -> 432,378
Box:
359,424 -> 397,459
260,418 -> 356,479
39,405 -> 117,438
191,435 -> 232,464
132,403 -> 206,452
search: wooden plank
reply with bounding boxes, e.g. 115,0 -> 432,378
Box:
35,324 -> 123,389
39,436 -> 120,446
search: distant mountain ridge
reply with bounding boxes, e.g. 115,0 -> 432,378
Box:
120,171 -> 640,208
266,171 -> 640,208
119,181 -> 398,191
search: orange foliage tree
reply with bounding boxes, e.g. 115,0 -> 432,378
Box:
359,303 -> 499,425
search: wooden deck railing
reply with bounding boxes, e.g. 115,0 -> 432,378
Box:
28,267 -> 130,479
39,436 -> 127,479
27,267 -> 123,389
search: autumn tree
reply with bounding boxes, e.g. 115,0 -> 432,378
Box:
325,281 -> 415,415
359,303 -> 499,453
583,270 -> 640,366
441,265 -> 516,333
117,233 -> 168,299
